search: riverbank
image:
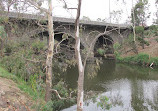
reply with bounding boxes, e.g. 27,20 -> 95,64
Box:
116,53 -> 158,67
0,66 -> 47,111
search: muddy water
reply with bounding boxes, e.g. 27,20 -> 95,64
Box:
62,60 -> 158,111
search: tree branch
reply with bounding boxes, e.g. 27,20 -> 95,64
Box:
25,0 -> 48,14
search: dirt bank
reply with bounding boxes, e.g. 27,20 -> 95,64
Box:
0,77 -> 34,111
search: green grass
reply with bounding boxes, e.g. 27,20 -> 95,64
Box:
116,53 -> 158,66
0,66 -> 44,100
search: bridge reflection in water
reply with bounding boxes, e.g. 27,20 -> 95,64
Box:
62,60 -> 158,111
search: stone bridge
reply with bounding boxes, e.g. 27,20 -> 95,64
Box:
1,11 -> 131,57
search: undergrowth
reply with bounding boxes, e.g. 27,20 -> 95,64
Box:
116,53 -> 158,66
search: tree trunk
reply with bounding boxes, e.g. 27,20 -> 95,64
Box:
75,0 -> 84,111
132,0 -> 136,42
45,0 -> 54,102
142,31 -> 144,49
0,39 -> 3,56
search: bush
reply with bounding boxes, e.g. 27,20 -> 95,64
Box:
149,25 -> 158,36
135,26 -> 144,34
117,53 -> 149,65
0,25 -> 7,39
32,40 -> 46,54
137,37 -> 150,46
97,48 -> 105,56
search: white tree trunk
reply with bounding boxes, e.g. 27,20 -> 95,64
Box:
75,0 -> 84,111
45,0 -> 54,102
132,0 -> 136,42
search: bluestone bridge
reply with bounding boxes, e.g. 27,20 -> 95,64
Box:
1,11 -> 131,57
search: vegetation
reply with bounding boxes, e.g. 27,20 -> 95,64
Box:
97,96 -> 111,110
0,0 -> 158,111
116,53 -> 158,66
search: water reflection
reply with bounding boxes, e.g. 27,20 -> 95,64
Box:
62,60 -> 158,111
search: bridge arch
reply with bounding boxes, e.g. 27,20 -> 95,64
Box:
93,34 -> 114,58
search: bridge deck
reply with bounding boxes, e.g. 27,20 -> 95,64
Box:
0,11 -> 130,29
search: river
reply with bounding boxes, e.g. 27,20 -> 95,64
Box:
62,60 -> 158,111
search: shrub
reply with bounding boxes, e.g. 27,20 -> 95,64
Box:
0,25 -> 7,39
97,48 -> 105,56
149,25 -> 158,36
137,37 -> 150,46
32,40 -> 46,54
135,26 -> 144,34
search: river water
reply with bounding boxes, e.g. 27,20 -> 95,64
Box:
62,60 -> 158,111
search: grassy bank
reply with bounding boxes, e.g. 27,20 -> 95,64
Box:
0,66 -> 45,100
116,53 -> 158,67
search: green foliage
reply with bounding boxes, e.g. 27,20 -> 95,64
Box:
137,36 -> 150,46
113,42 -> 121,51
0,17 -> 9,24
113,42 -> 122,59
0,39 -> 45,97
97,96 -> 111,110
132,0 -> 150,26
0,66 -> 42,101
127,34 -> 135,43
149,25 -> 158,36
135,26 -> 144,34
97,48 -> 105,56
32,40 -> 46,54
117,53 -> 158,66
51,81 -> 76,110
0,25 -> 6,39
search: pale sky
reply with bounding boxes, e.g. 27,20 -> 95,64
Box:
50,0 -> 157,25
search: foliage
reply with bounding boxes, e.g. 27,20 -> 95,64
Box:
149,25 -> 158,36
0,39 -> 46,99
97,96 -> 111,110
0,17 -> 9,24
137,36 -> 150,46
0,37 -> 77,110
113,42 -> 121,51
113,42 -> 122,58
32,40 -> 46,54
132,0 -> 150,26
97,48 -> 105,56
0,25 -> 6,39
117,53 -> 158,66
0,66 -> 42,101
135,26 -> 144,34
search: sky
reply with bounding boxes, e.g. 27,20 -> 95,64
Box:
48,0 -> 157,25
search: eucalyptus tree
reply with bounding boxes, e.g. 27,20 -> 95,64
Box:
25,0 -> 54,102
154,0 -> 158,24
132,0 -> 150,26
0,0 -> 55,102
74,0 -> 84,110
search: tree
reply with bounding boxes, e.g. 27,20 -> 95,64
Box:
132,0 -> 136,42
74,0 -> 84,110
153,0 -> 158,24
14,0 -> 55,102
132,0 -> 150,26
82,16 -> 91,21
44,0 -> 54,102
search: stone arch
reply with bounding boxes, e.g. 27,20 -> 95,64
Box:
53,31 -> 84,59
93,34 -> 114,58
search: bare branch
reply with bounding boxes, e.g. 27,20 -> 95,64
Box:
25,0 -> 48,14
51,89 -> 76,100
